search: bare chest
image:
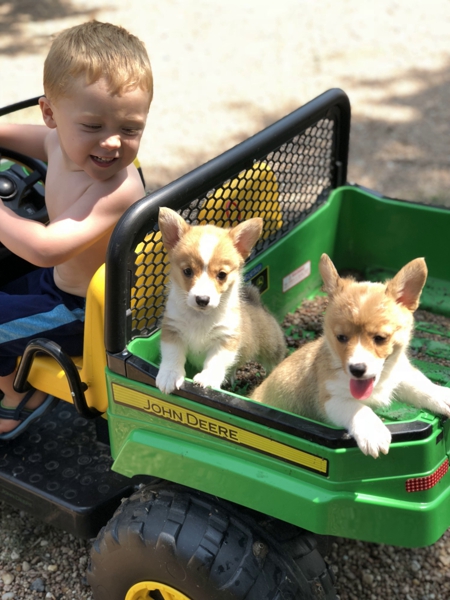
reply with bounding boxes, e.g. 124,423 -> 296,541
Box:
44,154 -> 92,220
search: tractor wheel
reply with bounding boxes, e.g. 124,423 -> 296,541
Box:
87,482 -> 337,600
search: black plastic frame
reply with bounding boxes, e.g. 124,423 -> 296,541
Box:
0,96 -> 41,117
14,338 -> 101,419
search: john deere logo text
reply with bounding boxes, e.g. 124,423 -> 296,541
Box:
112,383 -> 328,475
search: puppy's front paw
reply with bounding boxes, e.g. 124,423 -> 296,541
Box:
156,368 -> 185,395
193,369 -> 225,390
436,386 -> 450,417
353,420 -> 392,459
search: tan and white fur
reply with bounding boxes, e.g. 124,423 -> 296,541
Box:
156,207 -> 286,395
251,254 -> 450,458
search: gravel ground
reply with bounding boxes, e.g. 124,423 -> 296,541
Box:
0,510 -> 91,599
2,1 -> 450,598
1,506 -> 450,600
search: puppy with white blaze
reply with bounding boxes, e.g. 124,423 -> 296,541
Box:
155,207 -> 286,395
251,253 -> 450,458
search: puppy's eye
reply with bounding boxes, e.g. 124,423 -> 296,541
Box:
373,335 -> 387,344
217,271 -> 227,281
336,334 -> 348,343
183,267 -> 193,278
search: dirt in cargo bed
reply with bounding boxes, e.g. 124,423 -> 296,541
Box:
223,294 -> 330,396
223,295 -> 450,396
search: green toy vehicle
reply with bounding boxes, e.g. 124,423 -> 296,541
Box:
1,89 -> 450,600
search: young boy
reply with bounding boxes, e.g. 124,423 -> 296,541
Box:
0,21 -> 153,438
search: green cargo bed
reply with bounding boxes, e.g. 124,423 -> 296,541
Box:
105,182 -> 450,548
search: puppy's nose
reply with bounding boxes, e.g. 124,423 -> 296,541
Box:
350,363 -> 366,378
196,295 -> 210,307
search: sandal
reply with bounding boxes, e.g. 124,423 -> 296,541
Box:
0,388 -> 59,441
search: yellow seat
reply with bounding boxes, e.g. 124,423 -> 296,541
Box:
24,264 -> 108,413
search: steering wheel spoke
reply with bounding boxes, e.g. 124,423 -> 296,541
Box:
0,147 -> 47,222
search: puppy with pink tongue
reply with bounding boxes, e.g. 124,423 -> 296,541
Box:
252,254 -> 450,458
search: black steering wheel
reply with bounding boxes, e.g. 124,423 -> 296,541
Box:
0,147 -> 47,222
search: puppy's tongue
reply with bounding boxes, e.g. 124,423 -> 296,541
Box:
350,378 -> 375,400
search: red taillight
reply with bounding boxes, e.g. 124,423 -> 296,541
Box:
406,459 -> 449,493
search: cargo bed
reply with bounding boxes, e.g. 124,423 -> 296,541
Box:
105,176 -> 450,548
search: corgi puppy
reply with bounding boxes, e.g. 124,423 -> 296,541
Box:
155,207 -> 286,395
251,254 -> 450,458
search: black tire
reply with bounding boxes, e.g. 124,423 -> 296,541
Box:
87,482 -> 337,600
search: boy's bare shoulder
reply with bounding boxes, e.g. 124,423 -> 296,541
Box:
93,165 -> 145,209
44,161 -> 145,234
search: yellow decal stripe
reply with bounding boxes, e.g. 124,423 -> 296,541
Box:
113,384 -> 328,475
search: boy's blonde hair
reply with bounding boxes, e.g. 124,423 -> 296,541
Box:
43,21 -> 153,104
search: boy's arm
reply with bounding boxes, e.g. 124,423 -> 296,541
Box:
0,123 -> 49,162
0,169 -> 144,266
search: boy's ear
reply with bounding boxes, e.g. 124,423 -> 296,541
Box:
386,258 -> 427,311
39,96 -> 57,129
319,254 -> 341,297
158,207 -> 190,251
229,217 -> 263,259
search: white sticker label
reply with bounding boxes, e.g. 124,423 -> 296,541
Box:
283,260 -> 311,293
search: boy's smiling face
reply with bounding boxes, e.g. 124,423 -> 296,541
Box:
40,77 -> 151,181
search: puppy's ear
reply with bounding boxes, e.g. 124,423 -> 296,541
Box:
319,254 -> 341,296
386,258 -> 427,311
158,207 -> 190,251
229,217 -> 263,259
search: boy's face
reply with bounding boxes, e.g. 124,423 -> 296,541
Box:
40,77 -> 151,182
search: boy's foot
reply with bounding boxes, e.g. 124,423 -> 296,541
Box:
0,388 -> 59,440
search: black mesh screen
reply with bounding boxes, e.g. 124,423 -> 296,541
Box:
130,118 -> 336,339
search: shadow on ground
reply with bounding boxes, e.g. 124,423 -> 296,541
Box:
346,63 -> 450,205
143,61 -> 450,208
2,6 -> 450,207
0,0 -> 98,56
144,98 -> 301,193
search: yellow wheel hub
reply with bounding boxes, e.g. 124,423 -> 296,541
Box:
125,581 -> 192,600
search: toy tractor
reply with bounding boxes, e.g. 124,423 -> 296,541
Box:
1,89 -> 450,600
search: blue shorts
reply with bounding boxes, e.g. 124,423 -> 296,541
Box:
0,268 -> 85,377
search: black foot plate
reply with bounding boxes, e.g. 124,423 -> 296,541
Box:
0,401 -> 147,538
